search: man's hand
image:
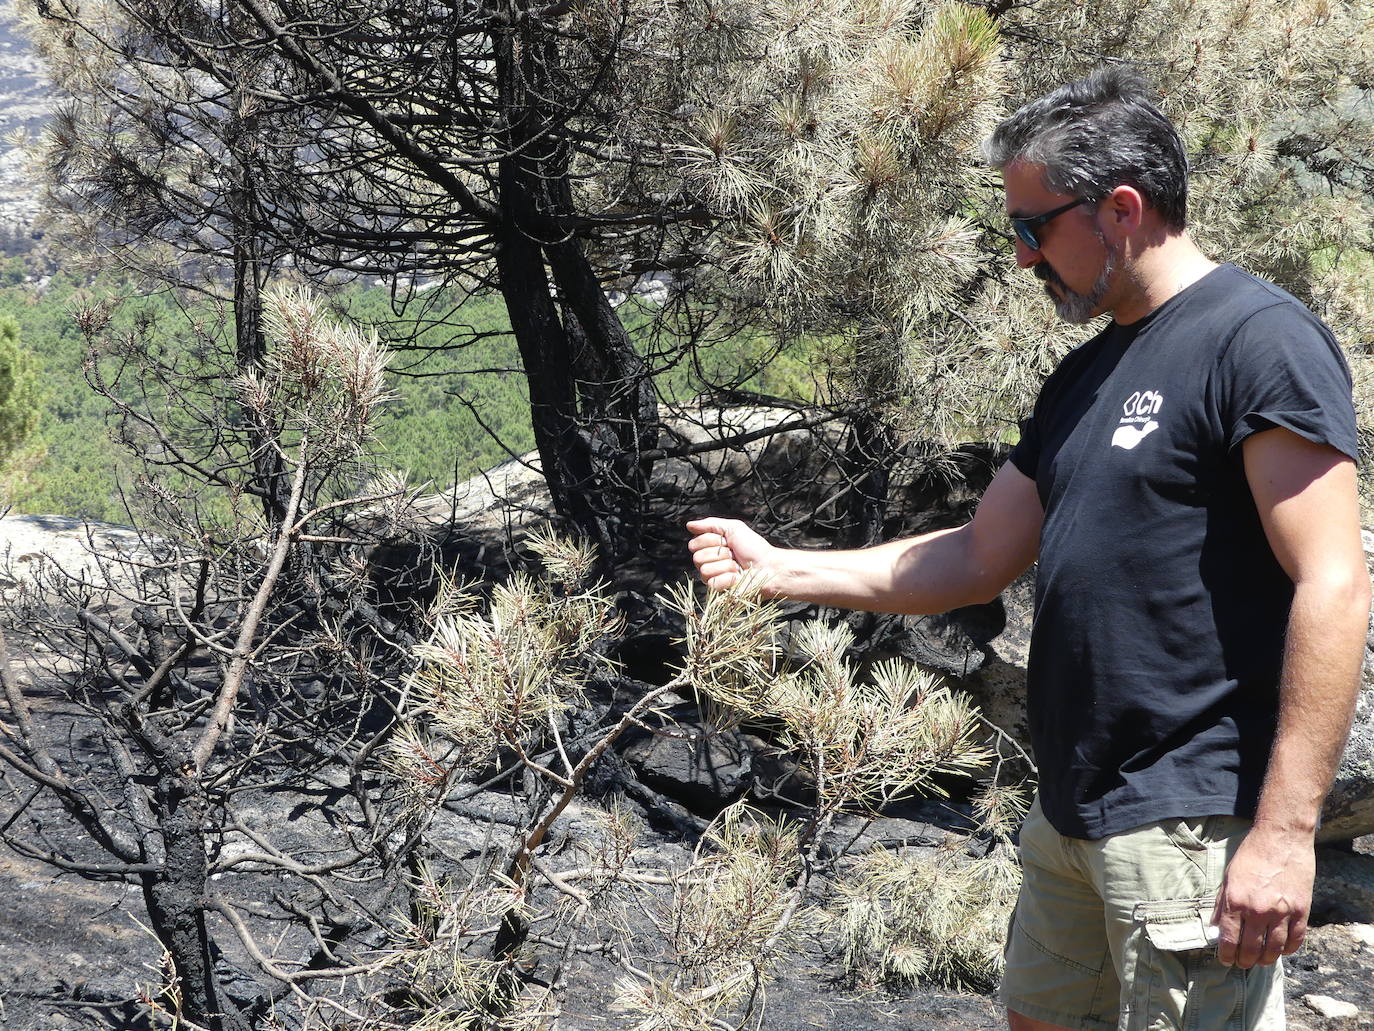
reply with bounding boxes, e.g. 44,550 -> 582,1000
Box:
686,518 -> 776,591
1211,822 -> 1315,968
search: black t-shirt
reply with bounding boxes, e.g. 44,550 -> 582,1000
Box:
1008,263 -> 1359,839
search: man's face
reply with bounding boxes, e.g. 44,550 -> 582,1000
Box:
1003,160 -> 1117,324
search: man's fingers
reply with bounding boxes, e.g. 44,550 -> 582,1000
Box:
686,516 -> 774,594
1213,907 -> 1243,967
690,540 -> 737,570
687,534 -> 730,555
1217,896 -> 1271,969
1215,901 -> 1309,968
688,519 -> 744,592
1224,913 -> 1306,968
687,524 -> 734,566
1283,915 -> 1308,956
1235,917 -> 1266,969
686,518 -> 730,538
1260,920 -> 1289,967
695,555 -> 740,579
692,534 -> 743,590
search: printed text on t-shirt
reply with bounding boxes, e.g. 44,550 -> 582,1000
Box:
1111,390 -> 1163,450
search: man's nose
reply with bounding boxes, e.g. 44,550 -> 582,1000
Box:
1014,237 -> 1041,269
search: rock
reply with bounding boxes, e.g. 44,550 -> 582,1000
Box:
948,569 -> 1035,757
744,733 -> 811,800
406,405 -> 848,538
820,810 -> 967,858
1289,949 -> 1320,972
1314,850 -> 1374,923
1346,923 -> 1374,949
618,718 -> 826,814
620,722 -> 754,812
1303,994 -> 1359,1020
0,514 -> 159,598
886,602 -> 1007,680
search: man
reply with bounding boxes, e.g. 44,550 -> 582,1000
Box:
687,66 -> 1370,1031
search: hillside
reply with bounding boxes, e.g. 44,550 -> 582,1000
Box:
0,268 -> 544,519
0,1 -> 50,238
0,259 -> 813,520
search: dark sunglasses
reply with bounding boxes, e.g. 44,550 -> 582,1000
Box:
1011,197 -> 1088,250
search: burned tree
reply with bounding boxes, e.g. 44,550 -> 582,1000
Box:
20,0 -> 1374,554
0,289 -> 429,1029
21,0 -> 691,555
0,286 -> 1021,1028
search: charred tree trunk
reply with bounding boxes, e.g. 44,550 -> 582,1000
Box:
141,775 -> 247,1031
546,237 -> 658,553
230,208 -> 265,372
493,216 -> 610,553
492,1 -> 659,558
534,15 -> 658,554
839,411 -> 896,548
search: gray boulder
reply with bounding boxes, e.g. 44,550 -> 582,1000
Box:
1,514 -> 154,595
1314,848 -> 1374,922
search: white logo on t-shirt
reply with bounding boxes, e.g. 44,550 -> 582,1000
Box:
1113,390 -> 1163,450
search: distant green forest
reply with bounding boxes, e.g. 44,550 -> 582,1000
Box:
0,258 -> 816,522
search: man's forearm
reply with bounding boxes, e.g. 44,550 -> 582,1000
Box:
1212,573 -> 1368,968
1220,433 -> 1367,968
765,524 -> 1007,615
1253,575 -> 1369,832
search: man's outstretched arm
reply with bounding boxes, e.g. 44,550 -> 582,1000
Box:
687,460 -> 1043,615
1215,427 -> 1371,969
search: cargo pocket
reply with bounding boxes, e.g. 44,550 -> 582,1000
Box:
1160,816 -> 1211,853
1124,898 -> 1245,1031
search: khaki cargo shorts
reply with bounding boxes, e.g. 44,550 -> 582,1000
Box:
1001,795 -> 1284,1031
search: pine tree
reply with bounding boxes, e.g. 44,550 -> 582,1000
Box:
20,0 -> 1374,540
659,0 -> 1374,531
0,317 -> 37,462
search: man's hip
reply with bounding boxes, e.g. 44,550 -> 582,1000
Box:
1001,794 -> 1284,1031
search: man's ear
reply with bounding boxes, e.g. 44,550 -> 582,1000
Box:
1099,184 -> 1145,239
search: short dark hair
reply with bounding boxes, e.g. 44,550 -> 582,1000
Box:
984,65 -> 1189,230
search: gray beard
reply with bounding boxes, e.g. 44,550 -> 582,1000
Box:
1038,244 -> 1115,325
